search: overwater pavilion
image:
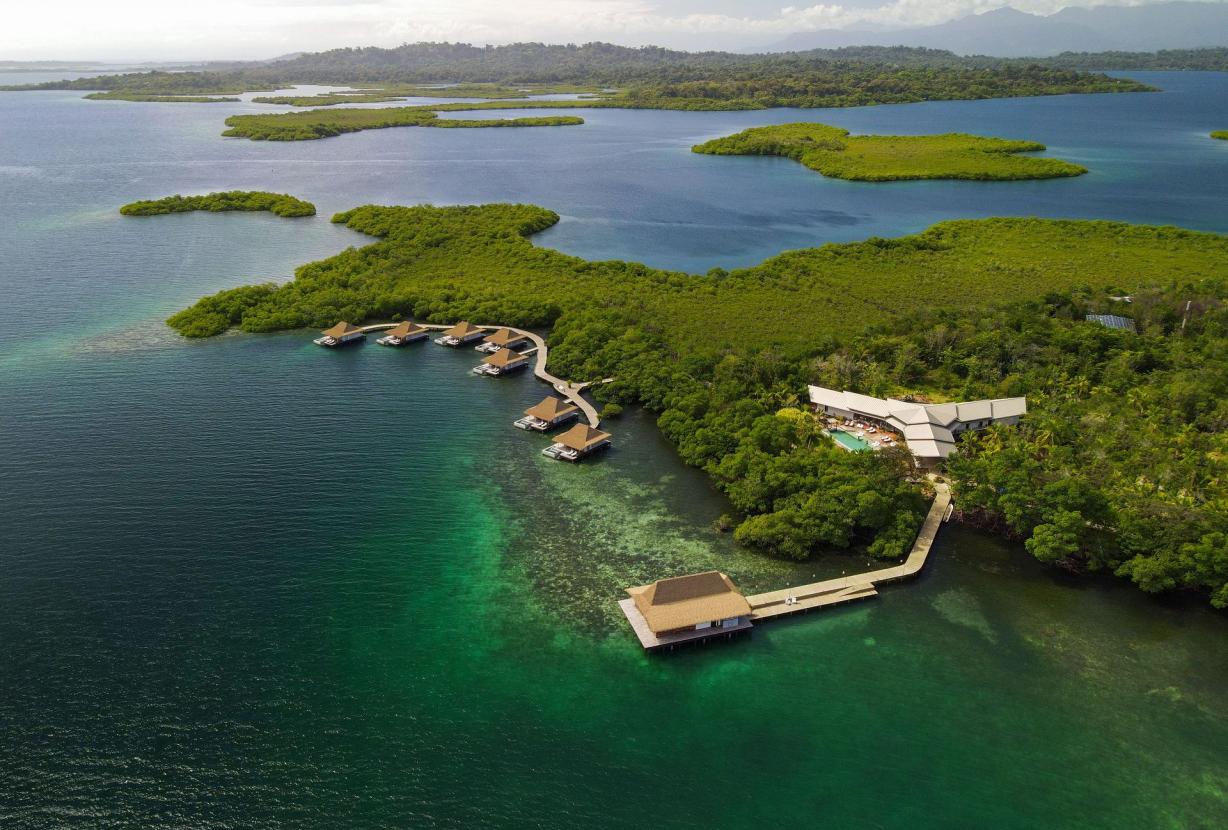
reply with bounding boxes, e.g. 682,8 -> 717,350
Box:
619,571 -> 754,651
515,396 -> 581,431
435,321 -> 486,347
314,321 -> 365,348
542,423 -> 612,461
476,327 -> 531,353
376,321 -> 429,346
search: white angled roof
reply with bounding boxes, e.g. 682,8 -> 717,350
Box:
843,391 -> 893,419
907,440 -> 957,459
955,400 -> 993,421
808,385 -> 850,410
991,398 -> 1027,418
924,403 -> 959,426
808,385 -> 1026,460
903,423 -> 955,444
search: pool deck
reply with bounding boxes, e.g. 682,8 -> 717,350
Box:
827,428 -> 874,452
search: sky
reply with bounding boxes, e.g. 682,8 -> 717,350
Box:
0,0 -> 1217,61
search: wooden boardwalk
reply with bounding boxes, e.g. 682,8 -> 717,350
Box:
360,322 -> 603,427
619,482 -> 953,651
745,481 -> 952,621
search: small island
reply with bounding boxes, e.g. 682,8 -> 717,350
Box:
222,106 -> 585,141
120,191 -> 316,218
84,91 -> 241,103
1213,130 -> 1227,140
692,123 -> 1088,181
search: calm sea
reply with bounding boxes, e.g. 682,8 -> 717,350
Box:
1,72 -> 1226,828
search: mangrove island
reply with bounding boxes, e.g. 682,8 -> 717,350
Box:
120,191 -> 317,218
692,123 -> 1087,181
166,202 -> 1228,608
222,105 -> 585,141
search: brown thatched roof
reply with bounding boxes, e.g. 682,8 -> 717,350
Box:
525,397 -> 578,421
626,571 -> 751,634
321,321 -> 361,337
444,321 -> 481,337
387,321 -> 426,338
556,423 -> 611,451
483,348 -> 528,367
484,327 -> 526,346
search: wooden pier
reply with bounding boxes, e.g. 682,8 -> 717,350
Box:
360,322 -> 606,427
619,482 -> 953,651
744,481 -> 952,622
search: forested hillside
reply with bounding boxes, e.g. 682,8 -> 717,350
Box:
5,42 -> 1150,107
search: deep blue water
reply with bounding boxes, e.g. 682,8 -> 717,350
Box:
2,73 -> 1228,828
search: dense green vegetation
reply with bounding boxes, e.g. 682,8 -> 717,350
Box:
222,105 -> 584,140
813,287 -> 1228,607
251,84 -> 608,107
83,91 -> 240,103
693,123 -> 1086,182
1213,131 -> 1227,141
251,93 -> 405,106
1038,47 -> 1228,71
5,43 -> 1149,117
220,76 -> 1140,141
166,203 -> 1228,599
0,71 -> 271,94
120,191 -> 316,218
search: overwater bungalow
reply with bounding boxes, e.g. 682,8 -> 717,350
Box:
314,321 -> 365,348
376,321 -> 429,346
619,571 -> 754,651
515,396 -> 580,431
472,347 -> 530,376
476,327 -> 530,354
541,423 -> 611,461
434,321 -> 485,347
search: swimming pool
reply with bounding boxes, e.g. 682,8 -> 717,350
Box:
826,429 -> 873,452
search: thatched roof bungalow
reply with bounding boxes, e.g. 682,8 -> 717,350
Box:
474,347 -> 529,376
376,321 -> 429,346
314,321 -> 365,347
542,423 -> 612,461
435,321 -> 486,346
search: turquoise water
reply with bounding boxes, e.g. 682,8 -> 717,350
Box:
828,428 -> 874,451
2,74 -> 1228,828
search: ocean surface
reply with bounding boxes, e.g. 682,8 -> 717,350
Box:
1,72 -> 1227,828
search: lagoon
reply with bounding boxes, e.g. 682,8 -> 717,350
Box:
2,72 -> 1228,828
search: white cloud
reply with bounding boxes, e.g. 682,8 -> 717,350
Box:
0,0 -> 1206,61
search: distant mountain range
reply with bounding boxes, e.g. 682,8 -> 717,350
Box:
768,2 -> 1228,57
